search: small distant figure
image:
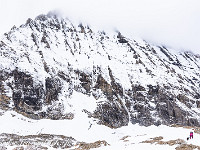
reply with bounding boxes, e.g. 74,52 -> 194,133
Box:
187,137 -> 189,140
190,131 -> 193,139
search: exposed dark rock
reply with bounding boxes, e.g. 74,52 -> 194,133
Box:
148,85 -> 159,95
0,51 -> 198,128
118,38 -> 128,43
94,74 -> 113,99
93,71 -> 129,128
57,71 -> 70,82
108,67 -> 124,97
45,77 -> 61,104
0,74 -> 10,111
77,140 -> 109,150
196,101 -> 200,108
11,69 -> 44,111
0,70 -> 66,120
35,14 -> 48,22
41,31 -> 50,48
159,46 -> 174,61
77,70 -> 92,93
94,102 -> 128,128
126,83 -> 200,127
130,103 -> 155,126
0,133 -> 76,149
117,32 -> 128,43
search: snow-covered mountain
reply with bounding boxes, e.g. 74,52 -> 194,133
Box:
0,12 -> 200,149
1,12 -> 200,127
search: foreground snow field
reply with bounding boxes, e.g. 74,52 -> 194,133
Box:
0,112 -> 200,149
0,92 -> 200,149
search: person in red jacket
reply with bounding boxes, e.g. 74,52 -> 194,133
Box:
190,131 -> 193,139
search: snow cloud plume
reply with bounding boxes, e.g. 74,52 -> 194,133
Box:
0,0 -> 200,53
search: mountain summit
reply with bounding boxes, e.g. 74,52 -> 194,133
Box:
0,13 -> 200,130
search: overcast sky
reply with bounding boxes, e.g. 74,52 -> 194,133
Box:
0,0 -> 200,54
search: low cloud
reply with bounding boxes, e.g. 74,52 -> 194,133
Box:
0,0 -> 199,54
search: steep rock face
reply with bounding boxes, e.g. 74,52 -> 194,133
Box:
0,13 -> 200,127
93,72 -> 129,128
12,69 -> 43,111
